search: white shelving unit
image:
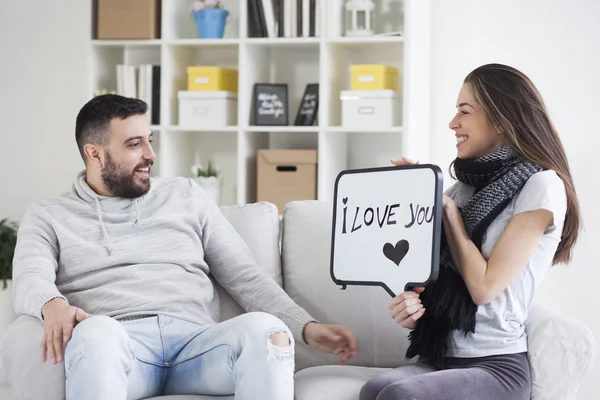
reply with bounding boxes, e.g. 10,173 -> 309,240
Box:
88,0 -> 432,207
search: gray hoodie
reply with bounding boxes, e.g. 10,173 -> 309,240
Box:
11,171 -> 314,341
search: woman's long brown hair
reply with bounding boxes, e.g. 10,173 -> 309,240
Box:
464,63 -> 580,265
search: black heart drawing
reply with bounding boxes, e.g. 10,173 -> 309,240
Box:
383,240 -> 410,266
342,197 -> 348,205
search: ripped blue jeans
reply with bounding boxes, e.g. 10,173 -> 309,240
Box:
63,312 -> 295,400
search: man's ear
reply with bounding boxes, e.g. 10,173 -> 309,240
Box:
83,143 -> 103,168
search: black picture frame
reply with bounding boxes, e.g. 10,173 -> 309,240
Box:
253,83 -> 289,126
294,83 -> 319,126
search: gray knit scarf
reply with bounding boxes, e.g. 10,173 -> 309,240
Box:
405,144 -> 543,368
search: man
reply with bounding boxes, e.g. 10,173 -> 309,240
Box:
11,94 -> 357,400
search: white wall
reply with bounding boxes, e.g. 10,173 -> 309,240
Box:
429,1 -> 600,398
0,0 -> 90,221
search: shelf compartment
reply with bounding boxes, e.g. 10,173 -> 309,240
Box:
317,129 -> 404,202
239,44 -> 320,128
90,46 -> 123,96
162,44 -> 239,127
322,40 -> 404,127
162,0 -> 240,40
327,0 -> 405,38
346,131 -> 404,170
237,130 -> 318,204
243,129 -> 318,150
158,130 -> 239,206
89,45 -> 161,97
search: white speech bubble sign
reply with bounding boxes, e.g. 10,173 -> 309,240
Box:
330,164 -> 444,297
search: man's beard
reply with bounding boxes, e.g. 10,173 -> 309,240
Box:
101,151 -> 153,198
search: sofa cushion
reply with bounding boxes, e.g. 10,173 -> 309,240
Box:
281,200 -> 414,371
294,365 -> 391,400
0,315 -> 66,400
217,201 -> 282,321
146,396 -> 233,400
0,382 -> 13,399
526,302 -> 596,399
0,281 -> 16,338
146,366 -> 391,400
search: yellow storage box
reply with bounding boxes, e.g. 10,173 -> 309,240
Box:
350,64 -> 399,91
187,67 -> 238,92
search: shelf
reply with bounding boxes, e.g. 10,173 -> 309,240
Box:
91,39 -> 162,47
242,126 -> 403,134
89,37 -> 401,48
164,125 -> 238,133
328,36 -> 405,47
164,38 -> 241,48
326,127 -> 404,134
89,0 -> 432,206
245,126 -> 319,133
244,37 -> 321,47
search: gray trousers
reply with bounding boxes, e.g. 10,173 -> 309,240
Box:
360,352 -> 531,400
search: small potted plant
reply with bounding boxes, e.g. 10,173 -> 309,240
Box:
0,218 -> 18,331
0,219 -> 18,290
190,0 -> 230,39
191,160 -> 223,205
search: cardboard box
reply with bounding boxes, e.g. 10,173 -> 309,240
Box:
257,150 -> 318,213
95,0 -> 161,39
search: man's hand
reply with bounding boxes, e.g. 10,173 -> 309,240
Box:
40,298 -> 89,364
303,322 -> 358,364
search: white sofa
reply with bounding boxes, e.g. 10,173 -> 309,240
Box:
0,200 -> 596,400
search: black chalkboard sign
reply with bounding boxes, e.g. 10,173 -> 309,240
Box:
294,83 -> 319,126
253,83 -> 289,126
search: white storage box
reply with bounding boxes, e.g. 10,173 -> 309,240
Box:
341,90 -> 402,129
178,91 -> 238,128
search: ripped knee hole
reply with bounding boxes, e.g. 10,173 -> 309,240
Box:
268,332 -> 290,347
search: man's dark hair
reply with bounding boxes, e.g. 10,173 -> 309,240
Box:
75,94 -> 148,162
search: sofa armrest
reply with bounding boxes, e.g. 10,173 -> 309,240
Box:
525,302 -> 596,400
0,315 -> 65,400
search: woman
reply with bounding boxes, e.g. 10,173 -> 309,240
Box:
360,63 -> 581,400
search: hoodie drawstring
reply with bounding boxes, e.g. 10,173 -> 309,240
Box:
94,197 -> 113,257
134,200 -> 141,225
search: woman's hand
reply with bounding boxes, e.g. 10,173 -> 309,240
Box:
442,194 -> 456,209
390,157 -> 420,166
442,194 -> 460,220
387,287 -> 425,329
